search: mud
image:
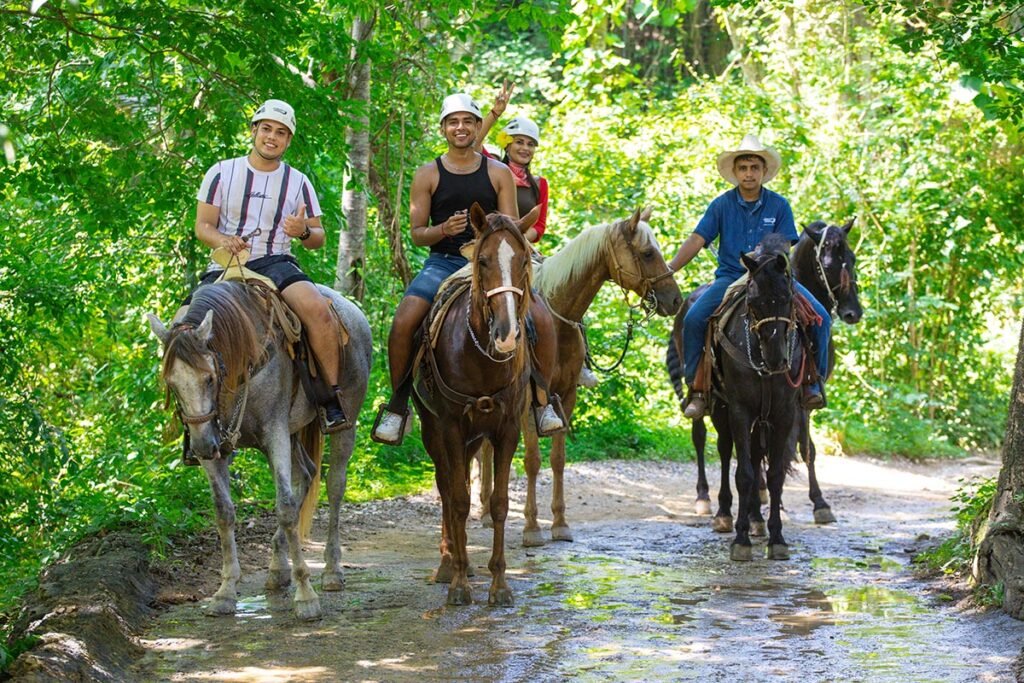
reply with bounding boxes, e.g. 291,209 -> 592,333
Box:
114,454 -> 1023,682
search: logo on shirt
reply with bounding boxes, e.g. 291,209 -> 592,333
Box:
763,216 -> 776,225
246,191 -> 271,199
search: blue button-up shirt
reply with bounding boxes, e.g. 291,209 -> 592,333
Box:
694,187 -> 798,279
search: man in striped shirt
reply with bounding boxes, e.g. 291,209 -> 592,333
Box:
192,99 -> 350,433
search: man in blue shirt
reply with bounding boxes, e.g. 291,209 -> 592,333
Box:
669,134 -> 831,418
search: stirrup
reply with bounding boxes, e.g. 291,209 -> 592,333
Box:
534,394 -> 567,437
318,388 -> 353,434
683,391 -> 707,420
182,430 -> 200,466
370,404 -> 410,446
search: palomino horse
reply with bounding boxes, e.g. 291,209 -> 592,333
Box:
477,207 -> 681,546
148,281 -> 371,619
670,218 -> 861,525
675,233 -> 803,560
413,204 -> 534,607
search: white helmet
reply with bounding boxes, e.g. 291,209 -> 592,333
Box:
439,93 -> 482,125
251,99 -> 296,135
501,116 -> 540,145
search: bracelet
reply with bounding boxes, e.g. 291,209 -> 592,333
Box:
439,222 -> 449,238
298,225 -> 311,241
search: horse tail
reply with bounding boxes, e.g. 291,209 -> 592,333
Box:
298,422 -> 323,541
665,337 -> 686,408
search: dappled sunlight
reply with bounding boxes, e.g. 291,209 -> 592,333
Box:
180,666 -> 329,681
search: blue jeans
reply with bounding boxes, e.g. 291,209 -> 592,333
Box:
405,252 -> 468,302
683,276 -> 831,385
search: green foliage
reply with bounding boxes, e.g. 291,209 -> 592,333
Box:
916,475 -> 997,575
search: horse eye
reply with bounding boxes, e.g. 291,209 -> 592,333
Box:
643,249 -> 655,260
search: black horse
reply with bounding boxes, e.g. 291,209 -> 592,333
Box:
668,218 -> 862,527
673,233 -> 803,561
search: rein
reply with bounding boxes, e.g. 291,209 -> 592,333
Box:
812,224 -> 855,314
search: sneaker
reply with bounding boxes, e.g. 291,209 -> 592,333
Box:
321,402 -> 352,434
802,382 -> 826,410
683,392 -> 706,420
578,366 -> 599,388
372,408 -> 407,445
536,404 -> 565,436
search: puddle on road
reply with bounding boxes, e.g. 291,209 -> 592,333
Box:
132,462 -> 1023,682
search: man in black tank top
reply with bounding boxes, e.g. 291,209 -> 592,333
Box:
372,94 -> 564,445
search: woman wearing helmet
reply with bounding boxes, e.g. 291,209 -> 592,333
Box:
474,82 -> 548,245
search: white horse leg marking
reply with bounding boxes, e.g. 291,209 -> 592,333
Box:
494,238 -> 519,353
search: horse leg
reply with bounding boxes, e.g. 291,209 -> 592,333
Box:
266,525 -> 291,591
801,410 -> 836,524
269,433 -> 321,621
693,418 -> 712,515
323,428 -> 355,591
445,444 -> 474,606
748,446 -> 767,538
202,458 -> 241,615
549,389 -> 577,542
477,441 -> 494,528
729,414 -> 755,562
766,430 -> 790,560
711,408 -> 734,533
521,413 -> 545,547
487,428 -> 518,607
757,461 -> 769,506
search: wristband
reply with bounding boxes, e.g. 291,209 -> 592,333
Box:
298,225 -> 311,241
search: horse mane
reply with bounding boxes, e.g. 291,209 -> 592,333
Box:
755,232 -> 792,260
534,221 -> 612,299
162,282 -> 268,393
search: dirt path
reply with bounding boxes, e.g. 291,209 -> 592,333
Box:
132,454 -> 1023,682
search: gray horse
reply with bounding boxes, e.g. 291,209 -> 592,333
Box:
148,280 -> 371,620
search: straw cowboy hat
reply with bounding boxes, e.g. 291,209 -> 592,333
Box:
716,134 -> 782,185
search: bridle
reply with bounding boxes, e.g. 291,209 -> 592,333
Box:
467,226 -> 531,363
743,255 -> 798,377
812,224 -> 855,313
606,223 -> 675,316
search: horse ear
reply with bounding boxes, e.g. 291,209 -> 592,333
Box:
469,202 -> 487,237
842,216 -> 856,234
147,313 -> 170,344
747,278 -> 760,298
196,309 -> 214,344
626,207 -> 642,233
775,253 -> 789,272
741,253 -> 758,273
804,221 -> 824,243
639,206 -> 653,223
518,205 -> 540,233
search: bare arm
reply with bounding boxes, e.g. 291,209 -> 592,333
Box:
491,161 -> 519,218
669,233 -> 707,273
473,80 -> 514,152
195,201 -> 247,254
408,163 -> 468,246
282,202 -> 325,249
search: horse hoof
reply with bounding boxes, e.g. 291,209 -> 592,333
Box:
447,585 -> 473,606
814,507 -> 837,525
767,544 -> 790,560
294,597 -> 322,621
750,522 -> 766,537
730,544 -> 753,562
321,572 -> 345,592
206,597 -> 236,616
695,499 -> 712,516
480,514 -> 494,529
522,529 -> 545,547
759,488 -> 769,505
467,564 -> 476,578
712,516 -> 734,533
551,526 -> 574,542
489,587 -> 514,607
265,570 -> 291,592
433,564 -> 454,584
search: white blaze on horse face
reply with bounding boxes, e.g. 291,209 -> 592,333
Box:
493,237 -> 519,354
167,357 -> 218,429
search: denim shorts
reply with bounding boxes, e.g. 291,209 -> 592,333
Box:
185,254 -> 312,303
406,252 -> 469,302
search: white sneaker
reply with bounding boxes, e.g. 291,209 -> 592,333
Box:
373,411 -> 406,445
536,404 -> 564,435
578,367 -> 599,388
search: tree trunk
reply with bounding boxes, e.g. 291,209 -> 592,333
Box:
974,318 -> 1024,619
369,160 -> 412,287
336,15 -> 374,300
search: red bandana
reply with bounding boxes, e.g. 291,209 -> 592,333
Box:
508,161 -> 531,188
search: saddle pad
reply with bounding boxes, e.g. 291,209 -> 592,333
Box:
427,266 -> 473,348
212,247 -> 276,289
712,273 -> 750,341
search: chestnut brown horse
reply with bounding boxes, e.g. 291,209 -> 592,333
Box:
477,207 -> 682,546
412,204 -> 534,607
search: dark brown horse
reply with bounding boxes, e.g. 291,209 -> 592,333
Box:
669,218 -> 861,526
412,203 -> 534,607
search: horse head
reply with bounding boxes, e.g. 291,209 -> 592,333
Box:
148,283 -> 265,460
803,217 -> 862,325
468,203 -> 533,355
608,207 -> 682,316
740,234 -> 796,374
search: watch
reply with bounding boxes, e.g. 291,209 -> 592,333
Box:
298,224 -> 312,241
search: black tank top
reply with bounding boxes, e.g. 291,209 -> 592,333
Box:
430,155 -> 499,256
516,185 -> 539,221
